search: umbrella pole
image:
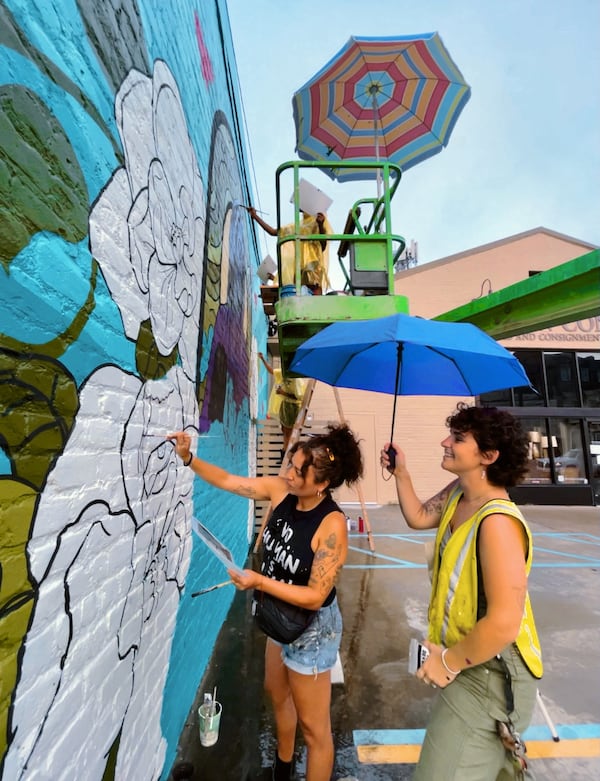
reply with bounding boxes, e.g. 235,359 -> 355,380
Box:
389,343 -> 403,445
333,387 -> 375,553
372,92 -> 382,200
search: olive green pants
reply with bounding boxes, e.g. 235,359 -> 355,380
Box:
413,646 -> 538,781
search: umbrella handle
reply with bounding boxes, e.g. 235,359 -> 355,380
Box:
385,445 -> 396,470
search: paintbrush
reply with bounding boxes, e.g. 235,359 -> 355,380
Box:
191,580 -> 232,598
232,199 -> 268,214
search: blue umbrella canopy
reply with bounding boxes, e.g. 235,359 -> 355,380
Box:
290,314 -> 532,453
290,313 -> 531,397
290,313 -> 532,452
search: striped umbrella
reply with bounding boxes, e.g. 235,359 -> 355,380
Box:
292,33 -> 471,183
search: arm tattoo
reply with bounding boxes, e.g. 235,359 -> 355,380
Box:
423,483 -> 454,518
423,494 -> 445,516
310,544 -> 344,594
234,483 -> 257,498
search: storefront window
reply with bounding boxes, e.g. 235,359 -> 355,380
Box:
544,352 -> 580,407
480,388 -> 512,407
588,420 -> 600,504
522,418 -> 551,484
520,417 -> 588,486
548,419 -> 587,485
512,351 -> 544,406
578,353 -> 600,407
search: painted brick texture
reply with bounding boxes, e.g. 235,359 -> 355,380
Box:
0,1 -> 265,778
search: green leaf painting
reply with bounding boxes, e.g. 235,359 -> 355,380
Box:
76,0 -> 150,92
0,85 -> 89,269
0,349 -> 79,490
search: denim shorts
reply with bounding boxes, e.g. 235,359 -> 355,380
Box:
279,597 -> 342,676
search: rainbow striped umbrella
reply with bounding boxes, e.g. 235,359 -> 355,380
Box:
292,33 -> 471,182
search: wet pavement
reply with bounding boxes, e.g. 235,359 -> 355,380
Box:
170,503 -> 600,780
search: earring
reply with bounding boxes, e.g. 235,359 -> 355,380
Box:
481,468 -> 486,480
317,490 -> 322,497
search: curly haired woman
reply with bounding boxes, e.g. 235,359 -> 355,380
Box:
169,424 -> 363,781
381,404 -> 543,780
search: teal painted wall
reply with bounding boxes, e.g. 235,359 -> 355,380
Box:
0,0 -> 267,777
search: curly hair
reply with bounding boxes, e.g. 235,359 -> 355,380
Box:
446,403 -> 529,487
289,423 -> 363,490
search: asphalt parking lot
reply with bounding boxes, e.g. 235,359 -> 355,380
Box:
171,503 -> 600,781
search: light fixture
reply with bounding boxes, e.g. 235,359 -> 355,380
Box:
472,278 -> 492,300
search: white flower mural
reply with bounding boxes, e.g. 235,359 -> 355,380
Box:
5,59 -> 207,780
89,60 -> 205,380
4,365 -> 197,780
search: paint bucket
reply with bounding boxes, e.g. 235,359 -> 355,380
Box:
280,284 -> 314,298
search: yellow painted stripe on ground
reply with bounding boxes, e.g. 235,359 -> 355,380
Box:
357,745 -> 421,764
526,737 -> 600,759
357,738 -> 600,764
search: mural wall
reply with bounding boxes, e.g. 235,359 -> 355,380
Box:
0,1 -> 266,778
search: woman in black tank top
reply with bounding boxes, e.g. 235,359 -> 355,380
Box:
168,423 -> 363,781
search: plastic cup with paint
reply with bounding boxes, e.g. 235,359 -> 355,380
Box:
198,695 -> 222,747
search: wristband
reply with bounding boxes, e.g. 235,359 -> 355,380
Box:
441,648 -> 461,676
183,453 -> 193,467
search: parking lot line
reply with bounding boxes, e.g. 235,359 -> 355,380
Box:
354,724 -> 600,763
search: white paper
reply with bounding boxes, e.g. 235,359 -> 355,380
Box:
289,178 -> 333,216
257,254 -> 277,283
192,517 -> 245,575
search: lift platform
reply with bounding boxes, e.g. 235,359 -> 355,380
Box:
267,160 -> 410,375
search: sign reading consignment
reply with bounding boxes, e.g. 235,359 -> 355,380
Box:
503,317 -> 600,349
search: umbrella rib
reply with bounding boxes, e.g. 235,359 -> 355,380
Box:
331,344 -> 376,383
426,345 -> 475,393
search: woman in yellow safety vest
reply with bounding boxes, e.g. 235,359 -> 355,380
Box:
381,403 -> 542,780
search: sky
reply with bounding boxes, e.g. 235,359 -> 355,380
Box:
226,0 -> 600,290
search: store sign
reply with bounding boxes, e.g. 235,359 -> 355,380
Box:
504,317 -> 600,348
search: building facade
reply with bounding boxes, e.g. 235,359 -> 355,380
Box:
307,228 -> 599,507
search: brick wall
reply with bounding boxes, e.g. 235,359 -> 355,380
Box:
0,1 -> 266,778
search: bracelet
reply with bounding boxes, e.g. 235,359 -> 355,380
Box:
183,453 -> 193,467
441,648 -> 461,676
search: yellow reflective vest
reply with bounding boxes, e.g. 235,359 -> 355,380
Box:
428,487 -> 543,679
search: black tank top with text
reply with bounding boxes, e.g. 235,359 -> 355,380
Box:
261,493 -> 340,606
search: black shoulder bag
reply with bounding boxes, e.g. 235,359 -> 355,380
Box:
252,589 -> 316,644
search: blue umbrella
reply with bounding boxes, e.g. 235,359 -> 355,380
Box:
290,313 -> 532,462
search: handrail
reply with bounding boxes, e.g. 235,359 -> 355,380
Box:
338,206 -> 361,259
272,160 -> 404,294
